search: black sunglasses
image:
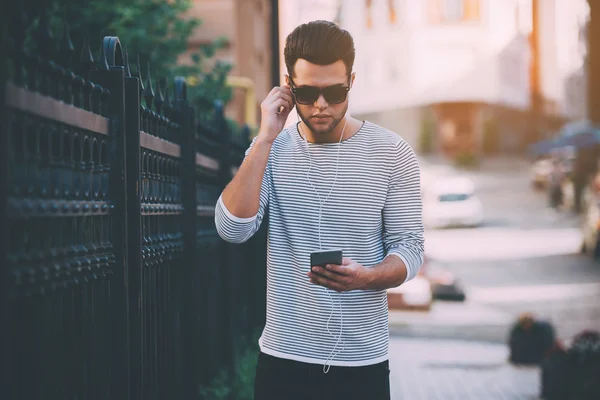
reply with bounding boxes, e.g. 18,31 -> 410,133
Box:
288,77 -> 351,105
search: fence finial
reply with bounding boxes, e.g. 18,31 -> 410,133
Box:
79,34 -> 95,79
124,45 -> 132,78
99,38 -> 110,72
143,62 -> 155,110
156,77 -> 165,114
136,54 -> 145,97
59,14 -> 74,69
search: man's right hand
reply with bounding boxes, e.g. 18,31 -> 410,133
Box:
258,86 -> 294,143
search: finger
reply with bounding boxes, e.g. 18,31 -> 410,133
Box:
268,86 -> 281,97
324,263 -> 350,276
267,90 -> 293,108
342,257 -> 353,265
274,97 -> 294,114
271,98 -> 292,114
267,86 -> 290,101
308,272 -> 344,292
311,266 -> 345,280
279,91 -> 294,105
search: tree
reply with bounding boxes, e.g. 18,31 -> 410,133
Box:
33,0 -> 232,109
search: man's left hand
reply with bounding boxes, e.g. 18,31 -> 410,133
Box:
307,257 -> 370,292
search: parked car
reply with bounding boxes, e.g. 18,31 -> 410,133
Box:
423,177 -> 484,228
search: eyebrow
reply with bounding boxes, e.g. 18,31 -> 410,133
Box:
290,78 -> 349,88
296,83 -> 347,88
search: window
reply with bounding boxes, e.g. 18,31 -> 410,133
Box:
428,0 -> 480,23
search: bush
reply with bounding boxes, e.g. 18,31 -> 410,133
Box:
35,0 -> 232,108
198,331 -> 261,400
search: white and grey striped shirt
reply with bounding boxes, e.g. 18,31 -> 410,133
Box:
215,121 -> 424,367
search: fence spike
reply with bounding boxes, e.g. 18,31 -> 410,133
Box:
98,38 -> 110,72
136,54 -> 145,98
59,16 -> 75,69
143,62 -> 155,109
163,78 -> 172,109
124,45 -> 132,78
79,34 -> 95,79
155,77 -> 165,114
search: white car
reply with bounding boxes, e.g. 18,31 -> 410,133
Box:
423,177 -> 484,228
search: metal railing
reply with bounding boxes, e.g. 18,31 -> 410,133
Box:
1,6 -> 266,400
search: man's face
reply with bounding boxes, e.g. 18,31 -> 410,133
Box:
286,59 -> 354,136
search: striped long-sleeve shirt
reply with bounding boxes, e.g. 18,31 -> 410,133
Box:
215,121 -> 424,367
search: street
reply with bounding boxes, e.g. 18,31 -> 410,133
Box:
389,157 -> 600,399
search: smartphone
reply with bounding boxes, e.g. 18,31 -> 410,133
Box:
310,249 -> 343,268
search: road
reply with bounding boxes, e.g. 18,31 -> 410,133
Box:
423,160 -> 600,341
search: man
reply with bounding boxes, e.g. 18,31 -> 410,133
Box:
215,20 -> 424,399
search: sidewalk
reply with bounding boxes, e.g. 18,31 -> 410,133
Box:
389,300 -> 514,343
389,337 -> 540,399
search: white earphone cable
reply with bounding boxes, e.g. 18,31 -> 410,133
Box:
298,115 -> 348,374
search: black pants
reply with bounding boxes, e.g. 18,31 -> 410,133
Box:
254,352 -> 391,400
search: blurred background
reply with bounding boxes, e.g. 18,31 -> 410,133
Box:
3,0 -> 600,399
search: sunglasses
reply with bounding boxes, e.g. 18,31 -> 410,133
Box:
288,77 -> 351,105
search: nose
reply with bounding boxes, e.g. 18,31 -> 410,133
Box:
314,94 -> 328,110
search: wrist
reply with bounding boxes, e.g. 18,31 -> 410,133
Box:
256,129 -> 279,145
254,134 -> 276,147
360,264 -> 377,290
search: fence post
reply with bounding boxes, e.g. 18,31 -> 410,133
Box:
175,76 -> 197,399
120,45 -> 142,400
1,4 -> 10,398
96,36 -> 130,399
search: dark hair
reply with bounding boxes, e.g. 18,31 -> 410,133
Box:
284,20 -> 355,78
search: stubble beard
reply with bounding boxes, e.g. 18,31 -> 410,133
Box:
298,103 -> 348,136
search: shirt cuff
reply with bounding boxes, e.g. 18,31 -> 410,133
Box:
386,250 -> 417,284
217,195 -> 258,223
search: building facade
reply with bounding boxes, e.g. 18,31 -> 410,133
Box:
278,0 -> 585,156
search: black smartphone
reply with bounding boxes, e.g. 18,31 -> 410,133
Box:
310,249 -> 343,268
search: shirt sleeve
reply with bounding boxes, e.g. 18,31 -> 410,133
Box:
214,137 -> 271,244
382,140 -> 425,283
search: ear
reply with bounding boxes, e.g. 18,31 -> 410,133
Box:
284,74 -> 291,86
350,72 -> 356,88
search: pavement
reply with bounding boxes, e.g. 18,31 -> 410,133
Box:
389,337 -> 540,400
386,156 -> 600,399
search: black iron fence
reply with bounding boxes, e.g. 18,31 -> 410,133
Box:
1,7 -> 266,400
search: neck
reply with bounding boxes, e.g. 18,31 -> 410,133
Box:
300,116 -> 361,144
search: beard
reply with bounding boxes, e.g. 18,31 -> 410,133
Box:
297,102 -> 348,136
